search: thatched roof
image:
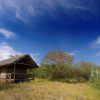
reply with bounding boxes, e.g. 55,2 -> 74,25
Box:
0,54 -> 39,68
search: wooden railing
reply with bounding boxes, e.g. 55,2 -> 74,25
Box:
6,73 -> 27,82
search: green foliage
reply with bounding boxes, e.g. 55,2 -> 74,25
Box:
33,64 -> 72,81
27,69 -> 35,78
75,61 -> 95,81
28,49 -> 96,82
34,65 -> 50,79
32,61 -> 95,82
90,69 -> 100,93
49,65 -> 71,81
0,83 -> 15,91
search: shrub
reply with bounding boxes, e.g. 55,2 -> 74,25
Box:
33,64 -> 51,79
49,65 -> 72,81
76,61 -> 95,81
90,69 -> 100,91
33,64 -> 73,81
30,61 -> 96,82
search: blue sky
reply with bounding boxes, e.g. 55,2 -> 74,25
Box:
0,0 -> 100,64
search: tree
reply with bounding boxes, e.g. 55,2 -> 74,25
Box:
41,50 -> 73,66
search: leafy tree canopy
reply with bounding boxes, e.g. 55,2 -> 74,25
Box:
41,50 -> 73,66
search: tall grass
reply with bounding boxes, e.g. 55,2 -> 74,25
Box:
0,83 -> 15,91
0,79 -> 99,100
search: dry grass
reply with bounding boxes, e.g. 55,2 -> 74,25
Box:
0,79 -> 99,100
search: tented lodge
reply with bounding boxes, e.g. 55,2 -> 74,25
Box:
0,54 -> 38,83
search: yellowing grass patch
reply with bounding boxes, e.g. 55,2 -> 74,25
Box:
0,79 -> 99,100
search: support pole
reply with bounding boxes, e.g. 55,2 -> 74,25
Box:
14,63 -> 16,82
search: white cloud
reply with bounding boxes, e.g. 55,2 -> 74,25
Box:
91,36 -> 100,49
95,36 -> 100,45
0,42 -> 22,60
0,0 -> 96,22
0,42 -> 39,63
69,50 -> 79,56
0,28 -> 15,38
70,52 -> 75,56
96,51 -> 100,57
15,11 -> 25,22
91,36 -> 100,57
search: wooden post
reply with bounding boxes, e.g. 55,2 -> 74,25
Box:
6,65 -> 9,83
14,63 -> 16,82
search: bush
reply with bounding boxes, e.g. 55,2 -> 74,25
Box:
33,64 -> 51,79
30,61 -> 96,82
49,65 -> 73,81
77,62 -> 95,81
90,69 -> 100,91
33,64 -> 73,81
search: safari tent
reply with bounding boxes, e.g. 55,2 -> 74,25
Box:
0,54 -> 38,83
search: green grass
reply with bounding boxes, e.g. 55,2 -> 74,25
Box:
0,79 -> 99,100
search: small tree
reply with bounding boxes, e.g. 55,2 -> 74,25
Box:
39,50 -> 73,81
